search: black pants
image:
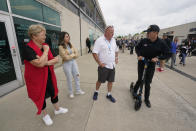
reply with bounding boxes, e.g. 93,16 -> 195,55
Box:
133,60 -> 155,101
130,47 -> 134,54
87,46 -> 92,53
42,69 -> 59,110
42,96 -> 58,110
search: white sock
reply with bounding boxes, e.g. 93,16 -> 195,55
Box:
95,90 -> 99,93
107,92 -> 111,96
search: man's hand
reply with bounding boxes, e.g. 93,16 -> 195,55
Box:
137,56 -> 144,60
99,63 -> 106,68
151,57 -> 158,63
115,57 -> 118,64
92,53 -> 105,67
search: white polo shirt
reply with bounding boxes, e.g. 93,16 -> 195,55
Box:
93,36 -> 119,69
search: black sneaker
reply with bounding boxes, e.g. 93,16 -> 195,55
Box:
93,92 -> 98,100
144,100 -> 151,108
106,95 -> 116,103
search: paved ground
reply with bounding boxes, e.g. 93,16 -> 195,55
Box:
165,54 -> 196,79
0,50 -> 196,131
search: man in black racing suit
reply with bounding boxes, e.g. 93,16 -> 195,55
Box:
133,25 -> 171,108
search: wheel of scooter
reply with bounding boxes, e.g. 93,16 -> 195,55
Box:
135,100 -> 140,111
130,82 -> 134,92
134,96 -> 142,111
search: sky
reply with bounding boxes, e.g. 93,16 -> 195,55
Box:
98,0 -> 196,36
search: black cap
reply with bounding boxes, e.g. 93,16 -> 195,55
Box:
144,24 -> 160,32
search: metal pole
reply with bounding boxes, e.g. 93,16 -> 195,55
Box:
79,7 -> 82,56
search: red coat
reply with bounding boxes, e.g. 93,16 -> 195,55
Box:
24,40 -> 58,115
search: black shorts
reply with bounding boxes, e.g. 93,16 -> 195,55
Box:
98,66 -> 115,83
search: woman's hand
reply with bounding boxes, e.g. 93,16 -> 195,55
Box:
36,55 -> 40,59
46,56 -> 59,66
43,45 -> 49,52
70,53 -> 76,58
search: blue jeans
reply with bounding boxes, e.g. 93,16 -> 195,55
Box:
171,53 -> 176,67
63,60 -> 80,94
180,53 -> 187,65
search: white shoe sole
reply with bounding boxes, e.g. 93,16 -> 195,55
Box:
54,108 -> 68,115
75,91 -> 85,95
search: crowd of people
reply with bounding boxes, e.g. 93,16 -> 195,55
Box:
116,38 -> 137,54
116,30 -> 196,72
157,35 -> 195,71
23,23 -> 195,126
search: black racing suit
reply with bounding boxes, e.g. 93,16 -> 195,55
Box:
134,38 -> 170,101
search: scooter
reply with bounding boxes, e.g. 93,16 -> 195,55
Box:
130,58 -> 148,111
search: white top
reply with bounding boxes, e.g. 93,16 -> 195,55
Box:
93,36 -> 119,69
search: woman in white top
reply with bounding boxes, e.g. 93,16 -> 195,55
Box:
58,32 -> 85,98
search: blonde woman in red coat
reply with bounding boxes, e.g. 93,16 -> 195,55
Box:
24,24 -> 68,126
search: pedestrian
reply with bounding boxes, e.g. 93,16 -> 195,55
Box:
130,39 -> 135,54
86,37 -> 92,53
119,38 -> 123,50
158,33 -> 171,72
170,37 -> 178,68
92,25 -> 119,103
58,32 -> 85,98
179,42 -> 189,66
133,25 -> 170,108
23,24 -> 68,126
187,40 -> 192,56
122,38 -> 125,53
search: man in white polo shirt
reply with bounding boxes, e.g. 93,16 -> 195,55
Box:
92,25 -> 119,103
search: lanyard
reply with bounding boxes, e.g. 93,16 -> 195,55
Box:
105,39 -> 112,53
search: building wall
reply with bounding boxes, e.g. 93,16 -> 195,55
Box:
81,18 -> 92,53
81,18 -> 103,53
159,22 -> 196,44
39,0 -> 104,54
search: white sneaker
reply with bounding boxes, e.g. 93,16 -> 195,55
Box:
54,107 -> 68,115
75,90 -> 85,95
69,94 -> 74,98
42,114 -> 53,126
